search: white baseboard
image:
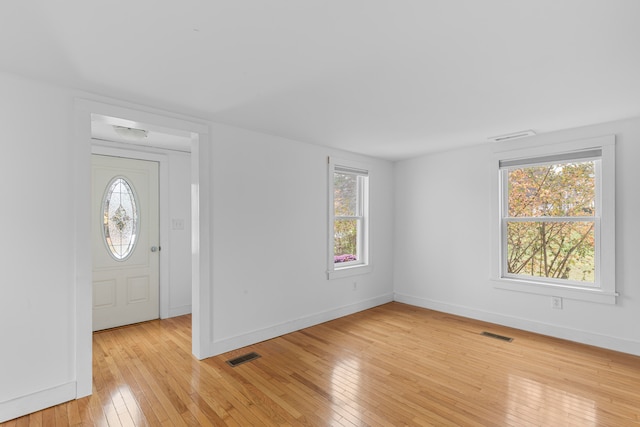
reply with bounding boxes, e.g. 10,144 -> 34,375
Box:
167,304 -> 192,318
208,293 -> 394,357
0,381 -> 75,423
394,292 -> 640,357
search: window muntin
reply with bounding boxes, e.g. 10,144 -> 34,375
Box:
501,157 -> 599,286
328,158 -> 370,278
102,177 -> 139,261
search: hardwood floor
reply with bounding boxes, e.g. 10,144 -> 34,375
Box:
3,302 -> 640,426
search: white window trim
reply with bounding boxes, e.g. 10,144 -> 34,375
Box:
491,135 -> 617,304
327,157 -> 372,279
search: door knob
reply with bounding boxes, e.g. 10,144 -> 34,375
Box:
151,246 -> 159,252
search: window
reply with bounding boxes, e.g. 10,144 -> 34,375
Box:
102,176 -> 139,261
502,152 -> 598,284
492,135 -> 616,304
327,158 -> 371,279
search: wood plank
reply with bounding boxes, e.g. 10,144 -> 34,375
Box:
2,303 -> 640,426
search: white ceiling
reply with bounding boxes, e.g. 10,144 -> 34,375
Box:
2,1 -> 640,160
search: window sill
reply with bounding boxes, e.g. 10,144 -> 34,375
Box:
493,277 -> 617,304
327,264 -> 372,280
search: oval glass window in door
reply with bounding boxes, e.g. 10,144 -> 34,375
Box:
102,177 -> 139,260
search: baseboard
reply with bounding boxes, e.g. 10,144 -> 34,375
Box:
209,293 -> 394,357
167,304 -> 192,318
0,381 -> 76,423
394,292 -> 640,357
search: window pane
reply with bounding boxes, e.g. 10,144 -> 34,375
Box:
334,218 -> 358,263
334,172 -> 358,216
506,221 -> 595,283
103,177 -> 139,260
507,161 -> 595,217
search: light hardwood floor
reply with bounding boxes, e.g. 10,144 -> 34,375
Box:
3,302 -> 640,426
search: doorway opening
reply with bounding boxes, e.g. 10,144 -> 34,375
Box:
91,114 -> 192,325
74,99 -> 212,398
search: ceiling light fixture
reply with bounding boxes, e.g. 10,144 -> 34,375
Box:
113,125 -> 148,140
488,130 -> 536,143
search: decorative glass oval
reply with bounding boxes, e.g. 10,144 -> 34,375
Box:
102,177 -> 139,261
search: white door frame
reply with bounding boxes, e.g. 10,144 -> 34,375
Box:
73,99 -> 212,398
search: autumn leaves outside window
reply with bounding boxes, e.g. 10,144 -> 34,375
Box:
500,150 -> 601,286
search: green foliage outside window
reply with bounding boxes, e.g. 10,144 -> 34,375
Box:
334,172 -> 358,261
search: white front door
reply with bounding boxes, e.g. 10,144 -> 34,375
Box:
91,154 -> 160,331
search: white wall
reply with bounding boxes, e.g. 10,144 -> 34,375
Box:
0,73 -> 77,417
394,117 -> 640,355
0,70 -> 395,421
167,151 -> 192,317
208,123 -> 395,354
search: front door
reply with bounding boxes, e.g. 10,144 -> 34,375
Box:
91,154 -> 160,331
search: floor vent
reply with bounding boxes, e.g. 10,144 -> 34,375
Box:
481,331 -> 513,342
226,352 -> 261,367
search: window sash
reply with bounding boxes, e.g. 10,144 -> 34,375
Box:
334,216 -> 364,266
501,217 -> 600,287
328,157 -> 371,278
500,159 -> 601,218
499,157 -> 602,288
333,171 -> 366,268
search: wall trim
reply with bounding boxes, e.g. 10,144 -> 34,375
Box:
209,293 -> 394,357
394,292 -> 640,357
0,382 -> 75,423
169,304 -> 193,318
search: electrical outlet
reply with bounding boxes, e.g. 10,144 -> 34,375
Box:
551,296 -> 563,309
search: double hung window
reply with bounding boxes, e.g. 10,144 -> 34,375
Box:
328,158 -> 370,279
501,151 -> 599,284
493,136 -> 616,303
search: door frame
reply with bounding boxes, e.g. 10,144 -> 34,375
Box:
74,99 -> 212,398
91,146 -> 168,321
